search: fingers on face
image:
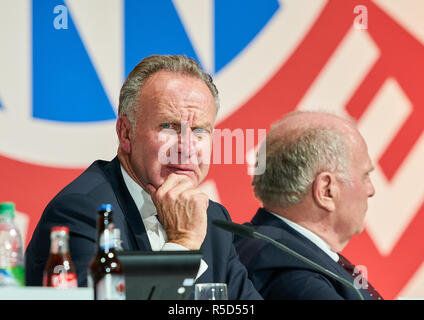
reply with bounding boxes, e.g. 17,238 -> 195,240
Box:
155,173 -> 193,200
153,173 -> 208,216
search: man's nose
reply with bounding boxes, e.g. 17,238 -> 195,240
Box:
368,180 -> 376,198
178,122 -> 196,158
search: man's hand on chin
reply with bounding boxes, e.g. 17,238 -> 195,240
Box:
145,173 -> 209,250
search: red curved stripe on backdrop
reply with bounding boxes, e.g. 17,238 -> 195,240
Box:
0,154 -> 84,247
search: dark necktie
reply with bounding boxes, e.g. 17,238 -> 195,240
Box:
338,254 -> 384,300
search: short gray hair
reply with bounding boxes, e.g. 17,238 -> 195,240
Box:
118,54 -> 220,128
252,126 -> 351,208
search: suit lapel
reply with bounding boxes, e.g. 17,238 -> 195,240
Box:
251,209 -> 343,274
251,208 -> 374,299
103,157 -> 152,251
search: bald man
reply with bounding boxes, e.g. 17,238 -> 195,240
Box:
235,111 -> 384,300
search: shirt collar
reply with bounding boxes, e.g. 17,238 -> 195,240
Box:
120,164 -> 157,220
269,212 -> 339,262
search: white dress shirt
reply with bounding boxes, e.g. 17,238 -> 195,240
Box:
269,212 -> 340,262
120,165 -> 208,279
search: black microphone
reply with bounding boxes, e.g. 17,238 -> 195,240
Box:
213,219 -> 364,300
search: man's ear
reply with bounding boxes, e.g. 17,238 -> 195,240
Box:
312,172 -> 337,212
116,116 -> 132,154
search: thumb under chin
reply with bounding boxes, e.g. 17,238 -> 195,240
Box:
145,183 -> 157,196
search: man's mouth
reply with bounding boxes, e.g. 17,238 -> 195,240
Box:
166,165 -> 196,176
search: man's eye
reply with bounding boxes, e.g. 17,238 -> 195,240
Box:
160,123 -> 174,130
193,128 -> 209,135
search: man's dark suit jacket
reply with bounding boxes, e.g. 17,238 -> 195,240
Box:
234,208 -> 375,300
25,157 -> 261,300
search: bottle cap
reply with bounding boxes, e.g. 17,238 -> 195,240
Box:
51,226 -> 70,233
0,202 -> 15,217
97,204 -> 114,212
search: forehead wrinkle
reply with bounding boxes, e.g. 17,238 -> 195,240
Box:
138,71 -> 216,128
155,105 -> 213,129
141,78 -> 204,112
151,76 -> 210,107
156,104 -> 201,120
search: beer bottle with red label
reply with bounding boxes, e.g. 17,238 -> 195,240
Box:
43,226 -> 78,288
88,204 -> 125,300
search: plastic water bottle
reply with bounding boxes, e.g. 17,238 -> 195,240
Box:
0,202 -> 25,286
